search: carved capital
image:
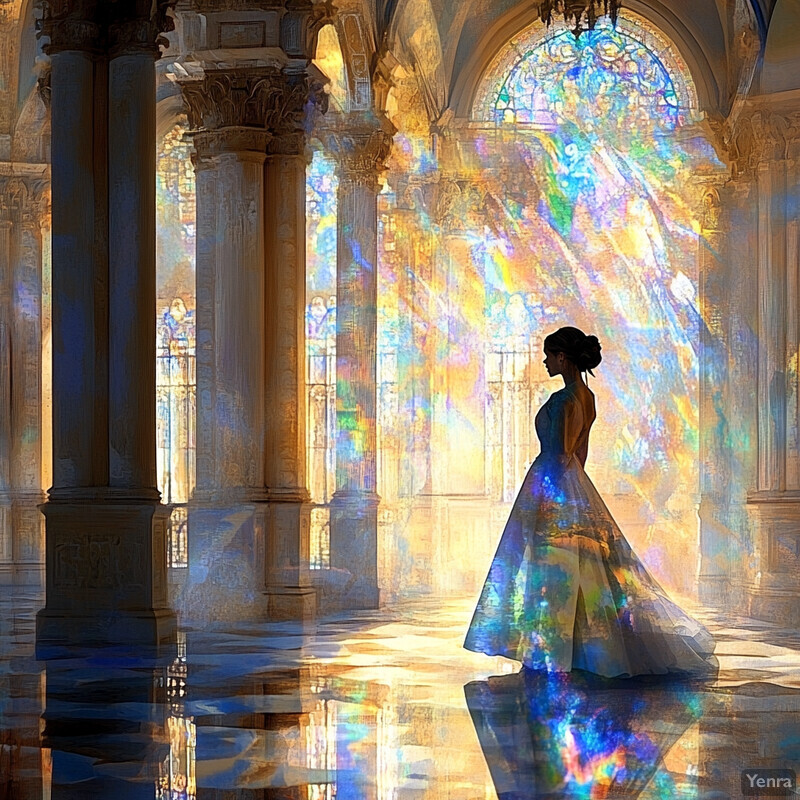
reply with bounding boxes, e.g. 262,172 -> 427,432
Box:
181,70 -> 276,131
39,9 -> 103,53
181,67 -> 327,156
328,124 -> 394,190
264,69 -> 328,151
107,0 -> 177,56
37,0 -> 177,56
727,108 -> 800,179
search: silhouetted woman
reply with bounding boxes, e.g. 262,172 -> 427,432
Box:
464,326 -> 716,677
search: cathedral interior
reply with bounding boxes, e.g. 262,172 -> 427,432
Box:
2,0 -> 800,797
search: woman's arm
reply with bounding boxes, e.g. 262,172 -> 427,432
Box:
576,439 -> 588,468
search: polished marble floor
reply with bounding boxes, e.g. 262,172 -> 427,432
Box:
2,586 -> 800,799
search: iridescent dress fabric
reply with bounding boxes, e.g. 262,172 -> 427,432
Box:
464,381 -> 716,677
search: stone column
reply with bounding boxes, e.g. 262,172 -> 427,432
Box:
697,180 -> 734,605
171,1 -> 330,622
437,193 -> 489,595
262,70 -> 328,620
393,191 -> 437,596
324,117 -> 393,611
178,71 -> 272,622
0,213 -> 11,572
740,107 -> 800,624
7,177 -> 48,586
36,0 -> 176,652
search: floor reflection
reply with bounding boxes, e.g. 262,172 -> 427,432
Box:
3,592 -> 800,798
44,656 -> 170,799
465,669 -> 710,799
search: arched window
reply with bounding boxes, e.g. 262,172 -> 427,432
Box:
474,13 -> 698,128
469,12 -> 722,592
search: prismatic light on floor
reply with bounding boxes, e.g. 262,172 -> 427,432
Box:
539,0 -> 622,36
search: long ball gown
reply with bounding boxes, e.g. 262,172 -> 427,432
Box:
463,379 -> 716,677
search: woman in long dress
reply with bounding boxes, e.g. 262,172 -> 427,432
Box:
464,326 -> 716,677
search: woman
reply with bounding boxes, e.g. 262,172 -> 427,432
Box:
464,326 -> 716,677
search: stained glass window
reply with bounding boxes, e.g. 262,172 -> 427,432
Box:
474,14 -> 697,128
157,121 -> 197,569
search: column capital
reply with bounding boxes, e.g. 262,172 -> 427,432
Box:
326,114 -> 395,190
180,66 -> 328,156
38,1 -> 102,53
727,106 -> 800,179
265,68 -> 328,155
38,0 -> 177,56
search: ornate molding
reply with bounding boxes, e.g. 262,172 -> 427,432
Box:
176,0 -> 333,59
181,70 -> 282,130
181,67 -> 327,155
192,127 -> 272,160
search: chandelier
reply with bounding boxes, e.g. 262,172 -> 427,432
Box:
539,0 -> 621,36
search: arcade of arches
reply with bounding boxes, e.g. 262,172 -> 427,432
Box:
0,0 -> 796,632
1,0 -> 800,796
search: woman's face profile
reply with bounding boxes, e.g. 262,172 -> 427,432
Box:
543,347 -> 564,377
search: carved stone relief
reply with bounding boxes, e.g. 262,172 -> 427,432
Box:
728,108 -> 800,179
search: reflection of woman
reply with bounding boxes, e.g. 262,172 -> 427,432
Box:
464,668 -> 704,799
464,326 -> 716,677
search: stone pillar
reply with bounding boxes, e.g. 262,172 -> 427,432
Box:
325,117 -> 393,610
262,70 -> 327,620
697,180 -> 734,605
387,196 -> 432,600
171,2 -> 330,622
8,177 -> 48,586
427,176 -> 489,595
0,175 -> 49,585
36,0 -> 177,652
0,214 -> 11,571
178,71 -> 272,622
740,107 -> 800,624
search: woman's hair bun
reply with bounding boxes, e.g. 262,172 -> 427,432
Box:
544,326 -> 603,373
576,333 -> 602,371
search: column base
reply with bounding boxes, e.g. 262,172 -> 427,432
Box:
37,500 -> 175,656
697,573 -> 731,606
264,496 -> 317,623
180,502 -> 269,623
736,580 -> 800,626
264,496 -> 317,622
265,586 -> 317,622
328,491 -> 380,611
743,494 -> 800,625
36,606 -> 176,660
